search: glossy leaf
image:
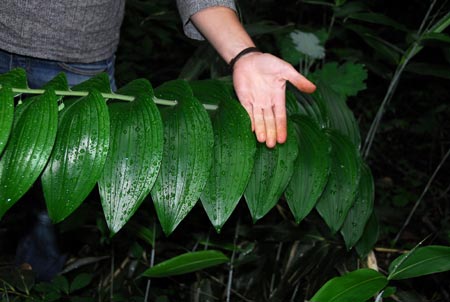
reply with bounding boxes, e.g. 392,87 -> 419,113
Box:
244,124 -> 298,222
288,89 -> 329,129
316,86 -> 361,148
189,79 -> 233,106
151,80 -> 214,235
310,268 -> 388,302
141,250 -> 228,278
0,90 -> 58,219
42,89 -> 110,223
0,86 -> 14,155
315,129 -> 361,233
355,212 -> 379,258
0,68 -> 28,90
388,246 -> 450,280
341,162 -> 374,249
98,79 -> 163,235
42,73 -> 69,91
71,73 -> 111,93
199,98 -> 256,232
285,115 -> 331,223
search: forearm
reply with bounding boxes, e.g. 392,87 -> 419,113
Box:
190,6 -> 255,64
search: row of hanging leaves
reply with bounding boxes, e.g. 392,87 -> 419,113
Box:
0,68 -> 373,251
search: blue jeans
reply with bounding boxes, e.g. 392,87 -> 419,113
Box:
0,48 -> 116,90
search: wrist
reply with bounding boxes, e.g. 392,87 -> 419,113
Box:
229,47 -> 262,71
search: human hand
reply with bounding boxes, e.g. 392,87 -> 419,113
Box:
232,52 -> 316,148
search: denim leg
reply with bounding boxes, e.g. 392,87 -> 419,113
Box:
0,48 -> 116,90
0,49 -> 12,74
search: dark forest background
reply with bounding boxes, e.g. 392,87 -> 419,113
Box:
1,0 -> 449,301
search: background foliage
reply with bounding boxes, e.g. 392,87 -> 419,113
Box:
1,0 -> 450,301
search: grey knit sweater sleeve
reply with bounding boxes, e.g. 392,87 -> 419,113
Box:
176,0 -> 237,40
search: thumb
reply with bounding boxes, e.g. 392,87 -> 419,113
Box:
283,64 -> 316,94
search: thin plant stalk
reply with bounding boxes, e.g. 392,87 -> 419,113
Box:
144,221 -> 157,302
393,147 -> 450,245
226,219 -> 240,302
362,0 -> 448,158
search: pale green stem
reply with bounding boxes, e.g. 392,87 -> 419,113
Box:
0,85 -> 219,110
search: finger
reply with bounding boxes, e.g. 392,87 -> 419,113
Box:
263,107 -> 277,148
284,64 -> 316,93
273,91 -> 287,144
253,107 -> 266,143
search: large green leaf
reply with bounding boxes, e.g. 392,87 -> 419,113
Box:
244,124 -> 298,222
315,129 -> 361,233
98,79 -> 163,235
355,212 -> 379,258
287,89 -> 328,129
199,98 -> 256,232
42,73 -> 69,91
71,73 -> 111,93
0,86 -> 14,155
42,89 -> 110,223
285,115 -> 331,223
189,79 -> 233,106
0,68 -> 28,90
340,162 -> 374,249
151,80 -> 214,235
314,86 -> 361,148
0,90 -> 58,219
141,250 -> 229,278
0,69 -> 30,153
388,246 -> 450,280
310,268 -> 388,302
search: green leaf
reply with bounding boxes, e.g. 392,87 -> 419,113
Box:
42,89 -> 110,223
199,98 -> 256,232
314,86 -> 361,148
345,24 -> 401,64
127,221 -> 156,247
70,273 -> 93,293
355,212 -> 379,258
0,86 -> 14,155
98,79 -> 163,235
151,80 -> 214,235
310,268 -> 388,302
405,62 -> 450,80
333,1 -> 368,18
285,115 -> 331,223
42,73 -> 69,91
388,245 -> 450,280
189,79 -> 233,106
311,62 -> 367,98
340,162 -> 374,249
52,275 -> 70,294
0,90 -> 58,219
315,130 -> 361,233
348,12 -> 409,31
71,73 -> 111,93
287,89 -> 329,129
0,68 -> 28,90
141,250 -> 229,278
244,124 -> 298,222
